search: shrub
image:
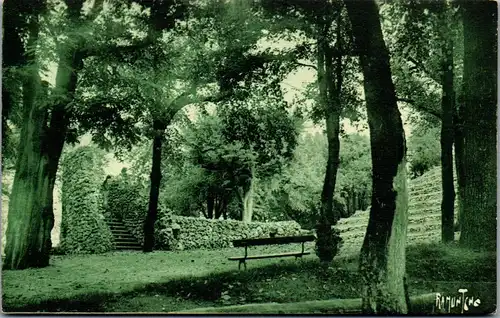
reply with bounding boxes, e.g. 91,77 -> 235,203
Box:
407,127 -> 440,178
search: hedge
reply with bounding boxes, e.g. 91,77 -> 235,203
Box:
103,174 -> 152,246
60,146 -> 114,254
156,215 -> 306,251
103,175 -> 307,251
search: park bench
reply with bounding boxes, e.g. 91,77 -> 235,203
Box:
228,235 -> 316,270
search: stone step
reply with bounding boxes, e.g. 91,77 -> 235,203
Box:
104,217 -> 141,251
106,221 -> 125,226
115,245 -> 142,250
109,228 -> 130,233
336,213 -> 443,234
108,224 -> 128,230
409,191 -> 442,202
112,233 -> 137,240
340,222 -> 441,242
408,198 -> 441,210
114,238 -> 141,245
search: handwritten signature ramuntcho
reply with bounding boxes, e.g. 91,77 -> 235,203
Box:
435,289 -> 481,313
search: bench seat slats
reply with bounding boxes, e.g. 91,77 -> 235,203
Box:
228,251 -> 310,261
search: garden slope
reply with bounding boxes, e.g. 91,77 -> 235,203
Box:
336,167 -> 458,256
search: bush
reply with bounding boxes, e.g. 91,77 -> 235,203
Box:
407,127 -> 440,178
60,146 -> 114,254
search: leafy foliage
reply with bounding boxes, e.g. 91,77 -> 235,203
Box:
255,132 -> 371,228
407,127 -> 441,178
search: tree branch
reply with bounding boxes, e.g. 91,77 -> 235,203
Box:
396,97 -> 442,120
80,35 -> 157,60
293,61 -> 318,70
407,56 -> 441,84
169,88 -> 232,115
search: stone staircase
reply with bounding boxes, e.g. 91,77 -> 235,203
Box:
335,167 -> 458,257
105,216 -> 142,251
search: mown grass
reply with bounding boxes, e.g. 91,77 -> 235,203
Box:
2,242 -> 496,314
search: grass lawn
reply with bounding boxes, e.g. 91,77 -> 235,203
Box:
2,242 -> 496,314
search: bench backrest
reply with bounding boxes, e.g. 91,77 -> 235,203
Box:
233,235 -> 316,247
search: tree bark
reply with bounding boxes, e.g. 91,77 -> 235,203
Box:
207,192 -> 215,219
3,19 -> 46,268
320,21 -> 343,226
241,167 -> 255,223
439,32 -> 455,243
3,17 -> 58,269
460,1 -> 497,251
453,106 -> 465,231
214,194 -> 227,219
345,0 -> 409,314
143,119 -> 167,252
3,0 -> 87,270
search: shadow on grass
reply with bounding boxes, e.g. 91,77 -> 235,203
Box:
3,243 -> 496,313
3,258 -> 359,313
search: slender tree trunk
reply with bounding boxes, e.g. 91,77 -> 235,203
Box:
322,48 -> 343,226
317,22 -> 337,228
207,192 -> 214,219
440,34 -> 455,243
460,1 -> 497,250
241,167 -> 255,223
316,13 -> 343,265
214,194 -> 226,219
345,0 -> 409,313
143,119 -> 167,252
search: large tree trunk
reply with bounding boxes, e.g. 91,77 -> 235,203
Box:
143,119 -> 167,252
440,33 -> 455,243
4,0 -> 85,270
3,25 -> 46,268
345,0 -> 409,314
460,1 -> 497,251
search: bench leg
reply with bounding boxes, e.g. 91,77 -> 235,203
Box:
238,259 -> 247,270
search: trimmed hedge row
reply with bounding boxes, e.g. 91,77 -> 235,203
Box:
60,146 -> 114,254
156,215 -> 306,251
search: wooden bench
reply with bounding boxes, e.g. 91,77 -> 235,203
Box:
228,235 -> 316,270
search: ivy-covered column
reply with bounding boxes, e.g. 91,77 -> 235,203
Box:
60,146 -> 114,254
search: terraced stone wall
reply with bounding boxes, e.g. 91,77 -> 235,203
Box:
335,167 -> 458,256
